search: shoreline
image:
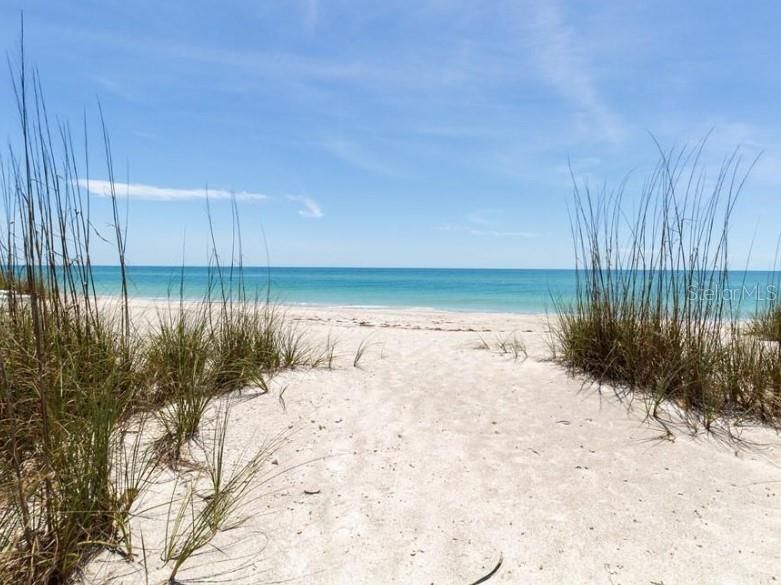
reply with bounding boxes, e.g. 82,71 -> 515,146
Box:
109,294 -> 555,318
113,295 -> 766,326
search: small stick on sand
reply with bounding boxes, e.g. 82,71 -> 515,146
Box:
467,553 -> 503,584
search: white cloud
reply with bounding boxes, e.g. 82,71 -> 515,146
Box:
78,179 -> 271,202
470,229 -> 540,239
322,139 -> 402,177
436,223 -> 539,239
465,209 -> 501,227
436,208 -> 541,238
303,0 -> 319,32
72,28 -> 476,96
523,1 -> 624,143
288,195 -> 323,218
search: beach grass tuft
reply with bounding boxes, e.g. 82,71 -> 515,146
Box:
553,140 -> 781,430
353,338 -> 371,368
161,406 -> 279,583
748,299 -> 781,343
0,43 -> 307,584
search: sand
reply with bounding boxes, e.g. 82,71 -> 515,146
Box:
83,304 -> 781,585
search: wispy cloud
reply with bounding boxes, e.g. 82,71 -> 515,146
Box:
322,139 -> 403,176
436,224 -> 539,239
472,228 -> 540,238
64,27 -> 476,96
523,2 -> 623,143
303,0 -> 319,32
464,209 -> 502,227
78,179 -> 271,202
288,195 -> 324,218
436,207 -> 540,238
91,75 -> 147,105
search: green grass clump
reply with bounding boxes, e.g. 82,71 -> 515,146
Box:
145,300 -> 310,466
0,49 -> 144,582
0,269 -> 45,297
477,333 -> 527,360
0,43 -> 309,584
748,303 -> 781,343
146,306 -> 213,464
554,141 -> 781,430
161,406 -> 280,583
147,307 -> 212,401
210,304 -> 308,391
0,306 -> 142,584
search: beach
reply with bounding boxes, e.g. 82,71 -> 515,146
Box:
5,4 -> 781,583
83,303 -> 781,585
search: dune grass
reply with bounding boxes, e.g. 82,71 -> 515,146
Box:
475,333 -> 528,361
751,306 -> 781,342
352,337 -> 371,368
0,269 -> 45,296
161,406 -> 281,584
495,333 -> 528,360
748,282 -> 781,342
0,47 -> 311,584
145,298 -> 310,467
146,304 -> 214,465
553,141 -> 781,430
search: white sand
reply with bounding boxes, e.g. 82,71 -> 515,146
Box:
84,304 -> 781,585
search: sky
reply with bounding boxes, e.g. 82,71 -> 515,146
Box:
0,1 -> 780,268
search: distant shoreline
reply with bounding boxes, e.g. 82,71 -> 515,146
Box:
114,295 -> 552,317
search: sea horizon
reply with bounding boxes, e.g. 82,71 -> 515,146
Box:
83,265 -> 781,314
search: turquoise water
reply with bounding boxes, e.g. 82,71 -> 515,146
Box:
87,266 -> 781,314
92,266 -> 572,313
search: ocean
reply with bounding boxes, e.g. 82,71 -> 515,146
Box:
87,266 -> 780,315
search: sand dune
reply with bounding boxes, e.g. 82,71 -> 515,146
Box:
85,305 -> 781,584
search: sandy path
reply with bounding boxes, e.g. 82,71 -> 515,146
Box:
85,306 -> 781,585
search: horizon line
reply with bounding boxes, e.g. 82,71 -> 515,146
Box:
84,264 -> 781,272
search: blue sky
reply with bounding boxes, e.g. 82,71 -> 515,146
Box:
1,1 -> 780,268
